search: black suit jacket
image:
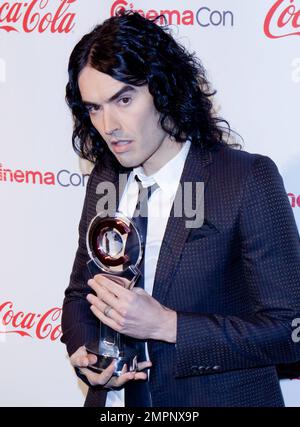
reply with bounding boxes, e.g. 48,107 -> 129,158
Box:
61,143 -> 300,407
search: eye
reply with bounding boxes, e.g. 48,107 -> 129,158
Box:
118,97 -> 131,106
86,105 -> 100,115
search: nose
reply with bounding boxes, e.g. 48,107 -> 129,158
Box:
102,107 -> 120,136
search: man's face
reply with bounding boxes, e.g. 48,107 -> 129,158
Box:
78,66 -> 174,173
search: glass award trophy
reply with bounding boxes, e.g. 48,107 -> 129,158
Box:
84,211 -> 143,376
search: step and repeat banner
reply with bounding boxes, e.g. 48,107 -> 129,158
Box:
0,0 -> 299,406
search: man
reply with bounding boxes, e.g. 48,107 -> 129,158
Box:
61,11 -> 300,407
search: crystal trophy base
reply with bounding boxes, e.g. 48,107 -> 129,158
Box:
85,340 -> 138,377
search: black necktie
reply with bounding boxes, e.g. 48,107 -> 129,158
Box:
124,176 -> 159,407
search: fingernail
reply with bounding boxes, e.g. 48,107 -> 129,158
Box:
88,279 -> 93,286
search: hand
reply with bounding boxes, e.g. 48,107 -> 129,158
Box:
70,345 -> 152,388
86,274 -> 177,343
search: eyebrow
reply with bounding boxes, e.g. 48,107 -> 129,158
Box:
82,85 -> 136,108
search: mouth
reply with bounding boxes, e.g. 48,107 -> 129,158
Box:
111,140 -> 133,154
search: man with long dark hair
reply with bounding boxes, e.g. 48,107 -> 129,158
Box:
61,11 -> 300,407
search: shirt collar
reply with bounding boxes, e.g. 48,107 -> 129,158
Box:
132,140 -> 191,198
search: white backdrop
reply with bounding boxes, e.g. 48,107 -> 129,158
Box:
0,0 -> 299,407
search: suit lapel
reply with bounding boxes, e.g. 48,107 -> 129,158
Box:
152,143 -> 213,304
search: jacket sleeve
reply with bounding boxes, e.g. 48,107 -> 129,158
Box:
61,166 -> 99,360
175,155 -> 300,378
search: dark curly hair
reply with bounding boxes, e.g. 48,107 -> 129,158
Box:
65,10 -> 240,167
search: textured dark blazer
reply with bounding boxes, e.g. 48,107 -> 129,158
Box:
61,142 -> 300,407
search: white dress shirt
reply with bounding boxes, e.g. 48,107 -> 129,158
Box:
105,139 -> 191,407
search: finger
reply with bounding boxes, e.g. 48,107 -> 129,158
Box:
75,352 -> 98,367
99,274 -> 132,289
112,371 -> 148,386
87,277 -> 114,299
104,363 -> 130,388
133,372 -> 148,381
71,352 -> 98,369
70,346 -> 90,368
86,294 -> 108,311
137,360 -> 152,371
108,371 -> 136,388
86,294 -> 124,324
87,287 -> 121,312
80,360 -> 116,386
93,274 -> 121,289
70,345 -> 85,364
92,275 -> 130,299
79,368 -> 105,386
87,353 -> 98,365
88,279 -> 126,309
90,304 -> 123,331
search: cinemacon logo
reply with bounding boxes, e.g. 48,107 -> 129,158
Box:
0,163 -> 89,187
0,0 -> 76,33
0,301 -> 61,341
111,0 -> 234,27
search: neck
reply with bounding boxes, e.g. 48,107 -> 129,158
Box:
142,136 -> 183,176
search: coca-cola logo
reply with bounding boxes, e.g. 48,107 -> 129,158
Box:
0,0 -> 76,33
264,0 -> 300,38
288,193 -> 300,208
0,301 -> 62,341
